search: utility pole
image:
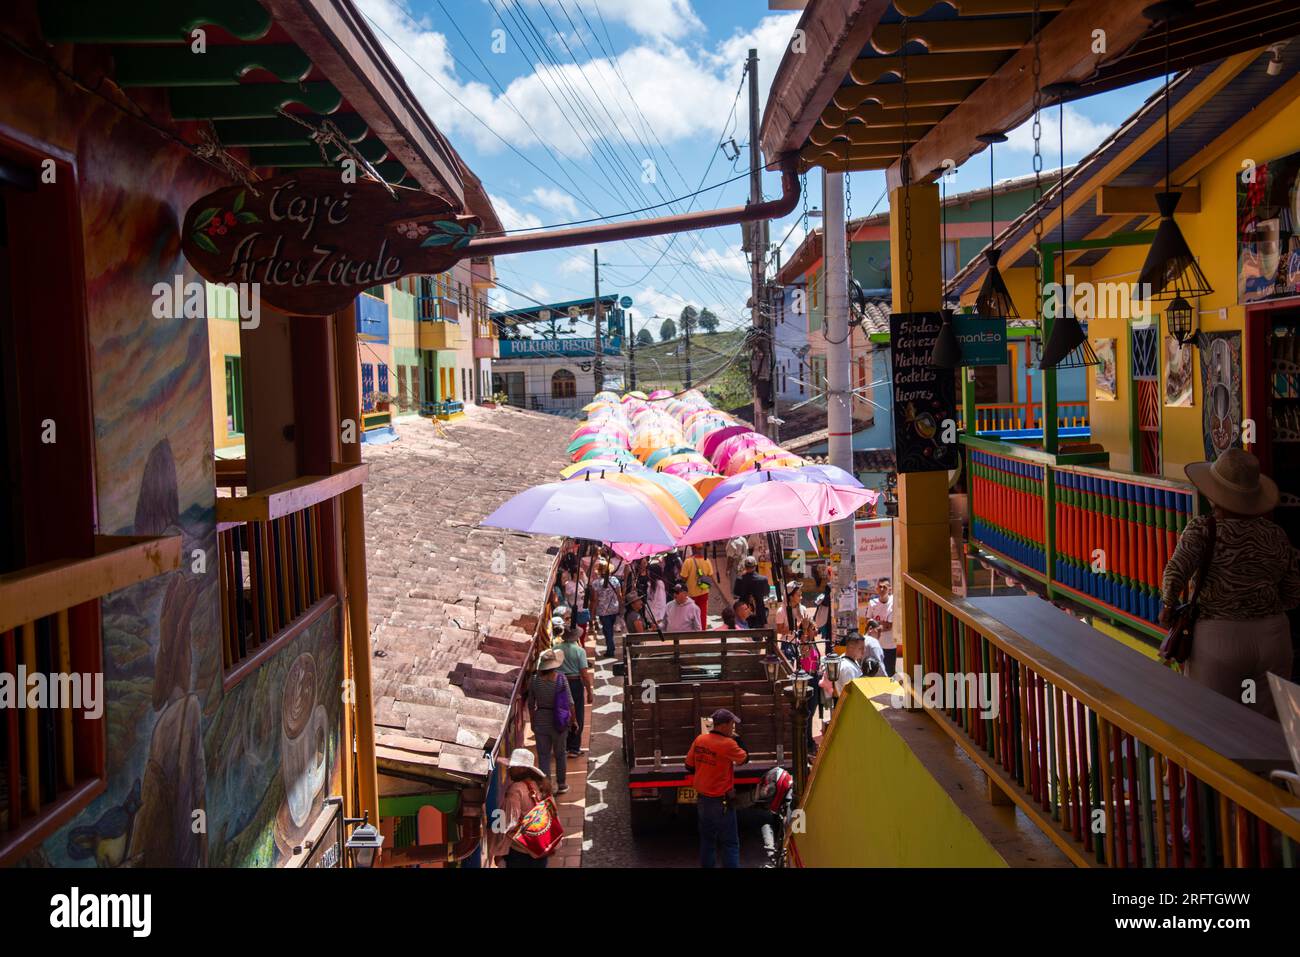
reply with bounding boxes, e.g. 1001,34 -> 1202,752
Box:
593,248 -> 603,393
683,310 -> 692,389
746,48 -> 773,437
628,311 -> 637,391
823,168 -> 855,647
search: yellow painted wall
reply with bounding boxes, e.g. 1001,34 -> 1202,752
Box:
206,283 -> 244,454
794,677 -> 1011,867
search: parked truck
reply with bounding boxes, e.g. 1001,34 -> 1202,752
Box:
621,628 -> 793,833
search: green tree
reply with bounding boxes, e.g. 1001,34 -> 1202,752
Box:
679,305 -> 698,336
699,308 -> 719,334
659,316 -> 677,342
636,327 -> 654,347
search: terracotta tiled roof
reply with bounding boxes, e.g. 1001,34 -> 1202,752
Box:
362,407 -> 569,782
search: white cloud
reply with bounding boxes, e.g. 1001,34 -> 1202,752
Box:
529,186 -> 580,218
557,252 -> 591,275
1002,105 -> 1116,163
541,0 -> 704,42
490,193 -> 544,232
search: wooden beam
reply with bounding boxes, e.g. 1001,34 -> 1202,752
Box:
814,124 -> 937,147
215,464 -> 368,524
870,18 -> 1034,55
832,78 -> 982,113
1097,185 -> 1201,215
0,535 -> 182,633
848,50 -> 1008,86
759,0 -> 893,160
886,0 -> 1155,189
897,0 -> 1068,13
809,105 -> 949,144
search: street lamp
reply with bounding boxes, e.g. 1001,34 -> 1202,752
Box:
791,669 -> 812,800
345,812 -> 385,868
763,653 -> 781,684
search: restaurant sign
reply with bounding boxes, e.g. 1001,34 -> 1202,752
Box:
498,336 -> 624,358
952,316 -> 1008,367
890,311 -> 959,473
181,169 -> 481,316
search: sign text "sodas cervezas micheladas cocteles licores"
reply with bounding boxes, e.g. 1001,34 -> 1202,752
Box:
181,168 -> 481,316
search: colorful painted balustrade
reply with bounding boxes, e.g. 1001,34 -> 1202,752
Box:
1052,468 -> 1195,629
969,449 -> 1047,575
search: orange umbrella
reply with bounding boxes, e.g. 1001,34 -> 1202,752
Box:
587,474 -> 689,528
689,475 -> 727,498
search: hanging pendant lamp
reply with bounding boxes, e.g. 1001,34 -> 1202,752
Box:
1137,1 -> 1213,305
931,162 -> 962,368
973,132 -> 1018,320
1039,82 -> 1097,370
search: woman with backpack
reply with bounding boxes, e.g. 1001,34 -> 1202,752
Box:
528,648 -> 578,793
491,749 -> 560,868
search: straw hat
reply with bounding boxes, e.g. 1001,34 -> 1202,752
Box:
536,648 -> 564,672
1185,449 -> 1278,516
506,747 -> 545,780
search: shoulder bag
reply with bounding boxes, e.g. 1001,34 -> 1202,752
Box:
1159,516 -> 1217,664
509,781 -> 565,859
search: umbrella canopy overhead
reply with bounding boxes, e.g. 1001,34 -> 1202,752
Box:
586,473 -> 690,527
676,481 -> 878,546
481,480 -> 680,545
694,466 -> 878,519
699,424 -> 753,459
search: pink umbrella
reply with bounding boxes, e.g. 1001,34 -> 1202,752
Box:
647,389 -> 674,400
712,433 -> 771,469
610,541 -> 673,562
675,481 -> 878,546
699,425 -> 754,460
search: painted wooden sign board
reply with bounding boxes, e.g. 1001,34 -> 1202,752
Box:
889,312 -> 959,474
953,316 -> 1008,367
181,169 -> 481,316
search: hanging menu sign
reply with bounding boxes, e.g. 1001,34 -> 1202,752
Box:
890,311 -> 959,473
181,169 -> 481,316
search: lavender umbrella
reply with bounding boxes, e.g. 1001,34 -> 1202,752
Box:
481,479 -> 679,545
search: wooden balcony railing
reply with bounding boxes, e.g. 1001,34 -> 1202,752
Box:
904,573 -> 1300,867
216,466 -> 366,682
964,436 -> 1193,637
960,401 -> 1090,438
0,534 -> 182,863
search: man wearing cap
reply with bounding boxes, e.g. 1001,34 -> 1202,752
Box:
685,709 -> 748,868
664,582 -> 702,632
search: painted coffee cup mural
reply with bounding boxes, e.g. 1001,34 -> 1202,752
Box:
281,652 -> 329,829
1238,148 -> 1300,304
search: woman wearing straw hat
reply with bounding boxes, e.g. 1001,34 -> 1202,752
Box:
490,748 -> 554,868
528,648 -> 577,793
1159,449 -> 1300,718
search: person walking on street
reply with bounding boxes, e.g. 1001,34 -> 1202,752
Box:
1159,449 -> 1300,718
665,582 -> 702,632
490,748 -> 555,868
733,555 -> 771,627
590,559 -> 624,660
722,535 -> 749,606
528,648 -> 576,793
868,578 -> 896,676
681,545 -> 715,625
685,709 -> 748,868
558,627 -> 593,757
646,561 -> 668,628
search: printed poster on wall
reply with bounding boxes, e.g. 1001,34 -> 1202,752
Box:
1163,335 -> 1194,408
1198,331 -> 1242,461
854,518 -> 893,588
1094,338 -> 1117,401
890,312 -> 959,473
1237,147 -> 1300,304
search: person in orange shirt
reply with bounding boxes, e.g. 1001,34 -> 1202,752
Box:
685,708 -> 748,868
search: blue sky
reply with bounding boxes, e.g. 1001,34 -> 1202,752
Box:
359,0 -> 1160,337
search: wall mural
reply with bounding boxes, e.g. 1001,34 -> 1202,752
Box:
1198,332 -> 1243,461
1238,148 -> 1300,304
7,62 -> 342,868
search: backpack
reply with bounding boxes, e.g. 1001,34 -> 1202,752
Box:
552,673 -> 572,732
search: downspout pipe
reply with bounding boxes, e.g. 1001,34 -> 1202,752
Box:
464,155 -> 801,258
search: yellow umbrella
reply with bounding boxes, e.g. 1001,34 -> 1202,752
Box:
583,400 -> 611,413
561,459 -> 623,478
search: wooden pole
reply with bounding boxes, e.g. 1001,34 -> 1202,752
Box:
333,302 -> 380,833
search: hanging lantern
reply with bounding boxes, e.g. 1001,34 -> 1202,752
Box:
973,132 -> 1018,320
931,308 -> 962,369
1166,295 -> 1197,344
1136,1 -> 1213,304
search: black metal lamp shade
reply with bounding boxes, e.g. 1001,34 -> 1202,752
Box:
931,309 -> 962,369
1166,295 -> 1197,344
1038,312 -> 1098,369
975,247 -> 1020,320
1137,192 -> 1214,301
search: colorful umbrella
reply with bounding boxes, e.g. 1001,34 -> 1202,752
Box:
561,459 -> 627,479
587,473 -> 690,527
699,425 -> 754,460
675,481 -> 878,546
630,469 -> 704,519
481,480 -> 679,545
694,466 -> 878,518
644,445 -> 698,469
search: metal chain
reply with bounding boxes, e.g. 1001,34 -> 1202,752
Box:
1030,0 -> 1044,341
801,170 -> 809,233
901,16 -> 913,313
845,169 -> 853,225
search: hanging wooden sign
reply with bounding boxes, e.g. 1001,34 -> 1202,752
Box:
181,169 -> 481,316
890,312 -> 960,474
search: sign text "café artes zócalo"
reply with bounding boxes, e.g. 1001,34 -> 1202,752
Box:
181,168 -> 482,316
